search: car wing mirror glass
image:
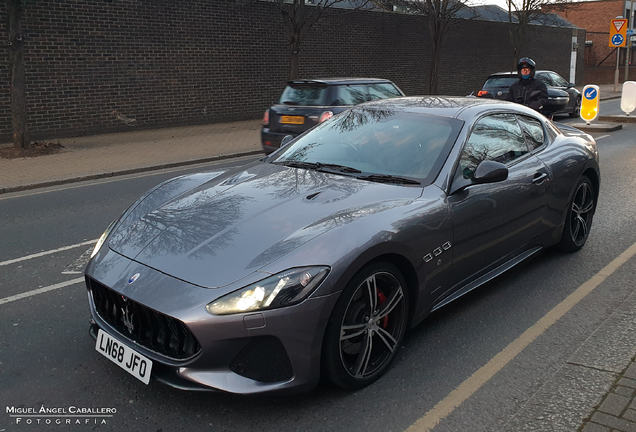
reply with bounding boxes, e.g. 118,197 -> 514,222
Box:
473,160 -> 508,184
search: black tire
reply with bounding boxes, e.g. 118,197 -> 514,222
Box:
557,176 -> 595,252
569,97 -> 581,118
322,262 -> 409,389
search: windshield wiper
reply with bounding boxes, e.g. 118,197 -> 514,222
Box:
356,174 -> 421,185
282,101 -> 299,105
273,161 -> 361,174
317,163 -> 361,173
273,160 -> 319,170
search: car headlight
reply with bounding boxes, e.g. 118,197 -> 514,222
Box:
206,266 -> 330,315
90,220 -> 117,259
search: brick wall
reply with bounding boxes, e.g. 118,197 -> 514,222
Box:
585,65 -> 636,83
543,0 -> 625,71
0,1 -> 582,141
543,0 -> 623,33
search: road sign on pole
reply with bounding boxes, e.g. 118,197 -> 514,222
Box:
610,19 -> 628,47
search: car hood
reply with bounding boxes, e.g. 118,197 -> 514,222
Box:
107,162 -> 424,288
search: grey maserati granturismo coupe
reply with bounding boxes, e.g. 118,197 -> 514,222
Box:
85,96 -> 599,395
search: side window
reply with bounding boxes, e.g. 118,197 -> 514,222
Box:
536,73 -> 551,86
517,115 -> 545,151
368,83 -> 402,100
336,85 -> 368,105
550,72 -> 569,87
459,114 -> 528,179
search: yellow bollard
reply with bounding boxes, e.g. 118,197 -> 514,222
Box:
580,85 -> 600,124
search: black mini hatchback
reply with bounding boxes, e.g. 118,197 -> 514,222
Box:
261,78 -> 404,154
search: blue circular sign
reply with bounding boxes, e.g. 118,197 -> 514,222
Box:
584,88 -> 598,100
612,34 -> 624,46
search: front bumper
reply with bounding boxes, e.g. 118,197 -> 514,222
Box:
85,251 -> 340,395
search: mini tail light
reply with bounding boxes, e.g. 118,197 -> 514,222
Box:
263,109 -> 269,125
477,90 -> 489,97
319,111 -> 333,123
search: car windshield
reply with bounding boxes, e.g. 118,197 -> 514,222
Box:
279,84 -> 329,106
270,107 -> 463,184
484,76 -> 517,88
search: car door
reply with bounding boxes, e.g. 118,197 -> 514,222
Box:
444,113 -> 551,295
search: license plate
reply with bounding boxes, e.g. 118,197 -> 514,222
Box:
280,116 -> 305,125
95,329 -> 152,385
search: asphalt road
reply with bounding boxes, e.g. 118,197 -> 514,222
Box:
1,101 -> 635,432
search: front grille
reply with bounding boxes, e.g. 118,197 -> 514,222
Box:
87,277 -> 201,360
230,336 -> 293,383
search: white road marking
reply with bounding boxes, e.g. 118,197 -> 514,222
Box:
0,240 -> 97,267
406,241 -> 636,432
595,134 -> 610,140
62,248 -> 94,274
0,277 -> 85,305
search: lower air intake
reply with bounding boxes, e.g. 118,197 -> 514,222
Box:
230,336 -> 293,383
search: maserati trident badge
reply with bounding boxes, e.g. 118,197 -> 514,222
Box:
122,304 -> 135,334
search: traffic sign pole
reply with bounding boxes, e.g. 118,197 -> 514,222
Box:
627,30 -> 633,82
610,18 -> 628,92
616,48 -> 620,93
627,42 -> 631,82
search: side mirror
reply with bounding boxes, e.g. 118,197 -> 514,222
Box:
280,135 -> 294,148
473,160 -> 508,184
568,82 -> 575,88
449,160 -> 509,195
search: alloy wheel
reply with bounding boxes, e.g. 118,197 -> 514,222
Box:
569,180 -> 594,246
338,271 -> 406,380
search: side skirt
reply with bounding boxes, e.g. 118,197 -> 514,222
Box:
430,246 -> 543,313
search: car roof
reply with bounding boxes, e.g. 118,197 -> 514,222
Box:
360,96 -> 525,118
488,70 -> 556,77
287,78 -> 396,85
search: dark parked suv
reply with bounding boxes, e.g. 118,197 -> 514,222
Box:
261,78 -> 404,154
477,71 -> 581,118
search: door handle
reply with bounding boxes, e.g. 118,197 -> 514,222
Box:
532,173 -> 548,184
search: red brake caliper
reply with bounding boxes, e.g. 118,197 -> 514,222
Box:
377,292 -> 389,328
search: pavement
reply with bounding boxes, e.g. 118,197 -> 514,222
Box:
0,119 -> 265,193
1,83 -> 634,431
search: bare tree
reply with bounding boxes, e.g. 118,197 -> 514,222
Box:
251,0 -> 372,79
374,0 -> 474,94
6,0 -> 29,149
504,0 -> 573,69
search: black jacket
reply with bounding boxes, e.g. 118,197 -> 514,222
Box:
506,78 -> 548,112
